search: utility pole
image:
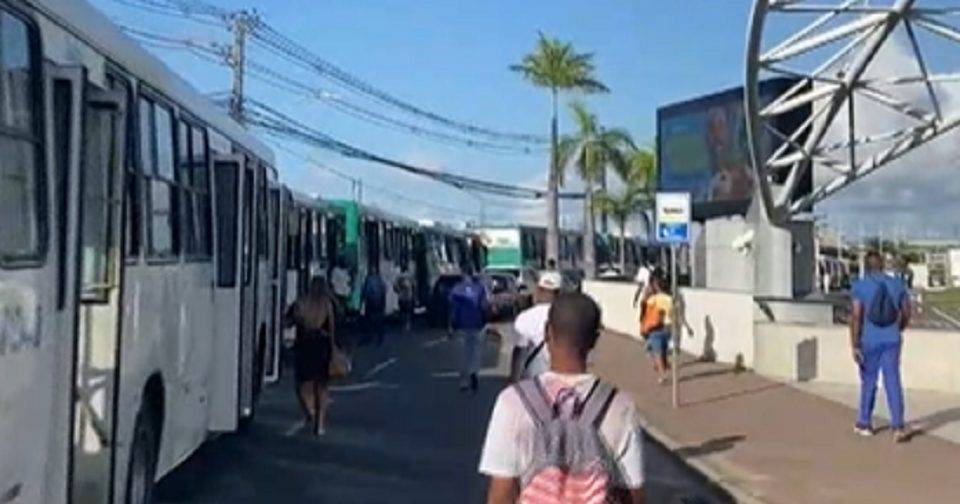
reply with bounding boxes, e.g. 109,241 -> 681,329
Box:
228,10 -> 254,123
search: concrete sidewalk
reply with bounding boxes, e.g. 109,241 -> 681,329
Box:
591,331 -> 960,504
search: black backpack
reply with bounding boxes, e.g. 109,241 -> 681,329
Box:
866,278 -> 900,328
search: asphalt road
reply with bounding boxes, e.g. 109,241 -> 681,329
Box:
155,325 -> 731,503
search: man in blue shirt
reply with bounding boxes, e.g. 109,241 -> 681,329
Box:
850,251 -> 912,442
448,270 -> 488,394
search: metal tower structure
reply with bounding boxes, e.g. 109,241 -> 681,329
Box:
746,0 -> 960,224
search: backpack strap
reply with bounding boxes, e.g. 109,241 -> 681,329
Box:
513,377 -> 554,425
576,381 -> 617,428
522,341 -> 546,371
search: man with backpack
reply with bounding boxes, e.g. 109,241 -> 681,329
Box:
449,269 -> 489,394
361,268 -> 388,347
480,292 -> 645,503
509,271 -> 562,381
850,251 -> 912,442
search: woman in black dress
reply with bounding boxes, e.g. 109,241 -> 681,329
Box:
285,276 -> 337,435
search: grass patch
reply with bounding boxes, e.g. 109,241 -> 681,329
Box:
924,288 -> 960,316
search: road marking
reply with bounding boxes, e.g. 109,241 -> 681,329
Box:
422,337 -> 448,348
330,381 -> 399,392
283,422 -> 303,437
931,307 -> 960,329
431,371 -> 460,379
364,358 -> 398,378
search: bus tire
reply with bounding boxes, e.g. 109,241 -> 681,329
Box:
125,405 -> 160,504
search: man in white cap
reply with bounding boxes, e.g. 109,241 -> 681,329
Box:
509,270 -> 563,380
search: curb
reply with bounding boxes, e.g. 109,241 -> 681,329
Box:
602,331 -> 769,504
637,417 -> 767,504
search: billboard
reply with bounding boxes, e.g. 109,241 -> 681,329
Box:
657,78 -> 811,220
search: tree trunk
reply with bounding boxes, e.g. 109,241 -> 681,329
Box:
546,89 -> 560,267
599,168 -> 609,234
619,218 -> 627,275
583,178 -> 596,279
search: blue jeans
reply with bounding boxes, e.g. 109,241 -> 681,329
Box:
457,330 -> 482,379
857,338 -> 904,429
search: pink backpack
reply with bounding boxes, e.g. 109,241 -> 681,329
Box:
513,377 -> 619,504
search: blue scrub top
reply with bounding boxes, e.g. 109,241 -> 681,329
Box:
851,273 -> 908,343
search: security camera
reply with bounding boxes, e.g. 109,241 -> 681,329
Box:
731,229 -> 755,254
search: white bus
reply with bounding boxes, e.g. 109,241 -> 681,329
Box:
0,1 -> 284,502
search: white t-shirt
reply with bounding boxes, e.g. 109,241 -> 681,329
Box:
513,303 -> 551,377
479,372 -> 644,489
634,266 -> 651,286
331,267 -> 350,297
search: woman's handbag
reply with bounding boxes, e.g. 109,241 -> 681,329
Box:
329,347 -> 352,378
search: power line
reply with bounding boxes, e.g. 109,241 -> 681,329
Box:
270,141 -> 483,219
114,0 -> 547,145
243,59 -> 544,155
119,22 -> 541,154
244,98 -> 549,199
107,0 -> 227,28
247,23 -> 547,145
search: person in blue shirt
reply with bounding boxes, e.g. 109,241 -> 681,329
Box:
448,269 -> 489,394
850,251 -> 912,442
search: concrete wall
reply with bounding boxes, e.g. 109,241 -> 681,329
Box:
582,281 -> 756,367
679,289 -> 756,367
584,280 -> 960,394
755,323 -> 960,393
583,280 -> 641,339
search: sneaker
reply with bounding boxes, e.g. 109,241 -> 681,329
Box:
893,429 -> 910,443
854,425 -> 874,437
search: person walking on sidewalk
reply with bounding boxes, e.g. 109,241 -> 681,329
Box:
850,251 -> 912,442
509,270 -> 562,381
640,275 -> 673,385
479,292 -> 645,503
449,269 -> 489,394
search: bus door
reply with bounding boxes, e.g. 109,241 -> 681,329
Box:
264,187 -> 282,384
210,155 -> 243,432
69,83 -> 128,503
0,53 -> 84,503
237,160 -> 257,422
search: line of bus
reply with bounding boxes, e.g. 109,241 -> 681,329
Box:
0,2 -> 479,503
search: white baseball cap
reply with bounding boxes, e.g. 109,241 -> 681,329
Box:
538,271 -> 563,291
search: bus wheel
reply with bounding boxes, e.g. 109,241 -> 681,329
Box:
125,406 -> 159,504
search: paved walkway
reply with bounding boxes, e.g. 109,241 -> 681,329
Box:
794,381 -> 960,445
591,331 -> 960,504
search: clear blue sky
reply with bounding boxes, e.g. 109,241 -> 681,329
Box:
90,0 -> 757,226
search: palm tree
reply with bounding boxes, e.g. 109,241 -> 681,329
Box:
557,101 -> 633,278
512,33 -> 608,265
595,146 -> 657,274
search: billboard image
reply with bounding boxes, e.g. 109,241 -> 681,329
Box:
657,78 -> 810,219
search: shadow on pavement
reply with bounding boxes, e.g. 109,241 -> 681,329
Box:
683,382 -> 785,408
908,406 -> 960,441
675,435 -> 746,458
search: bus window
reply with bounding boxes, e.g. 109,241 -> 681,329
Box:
270,188 -> 280,275
0,11 -> 42,264
256,166 -> 268,259
177,120 -> 197,256
107,75 -> 140,260
286,206 -> 300,271
316,211 -> 326,263
80,92 -> 120,300
142,98 -> 178,258
192,127 -> 212,256
214,160 -> 239,287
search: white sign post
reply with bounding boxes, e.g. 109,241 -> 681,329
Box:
656,192 -> 691,409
